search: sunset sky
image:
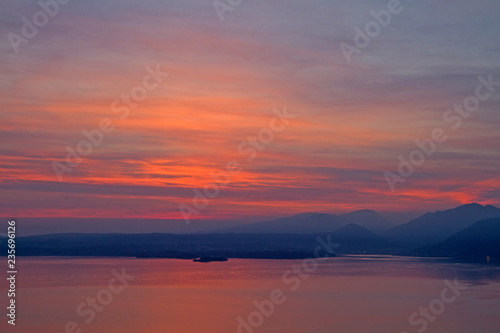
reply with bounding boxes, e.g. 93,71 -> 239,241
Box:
1,0 -> 499,229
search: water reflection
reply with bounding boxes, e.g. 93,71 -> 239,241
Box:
2,256 -> 499,333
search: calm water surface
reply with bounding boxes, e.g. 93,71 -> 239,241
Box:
2,256 -> 500,333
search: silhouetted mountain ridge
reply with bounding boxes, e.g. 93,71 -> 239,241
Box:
218,209 -> 393,234
328,223 -> 403,254
385,203 -> 500,247
415,217 -> 500,260
332,223 -> 379,239
4,203 -> 498,262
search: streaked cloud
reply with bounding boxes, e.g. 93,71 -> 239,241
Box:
0,0 -> 499,225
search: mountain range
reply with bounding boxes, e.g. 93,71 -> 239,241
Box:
213,203 -> 500,259
385,203 -> 500,246
415,217 -> 500,260
3,203 -> 500,261
217,203 -> 500,246
219,209 -> 394,234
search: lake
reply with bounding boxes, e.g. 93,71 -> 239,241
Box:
3,256 -> 500,333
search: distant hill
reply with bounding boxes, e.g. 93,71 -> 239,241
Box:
218,213 -> 344,234
386,203 -> 500,247
330,223 -> 403,254
415,217 -> 500,260
218,210 -> 393,234
332,223 -> 379,239
339,210 -> 394,233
